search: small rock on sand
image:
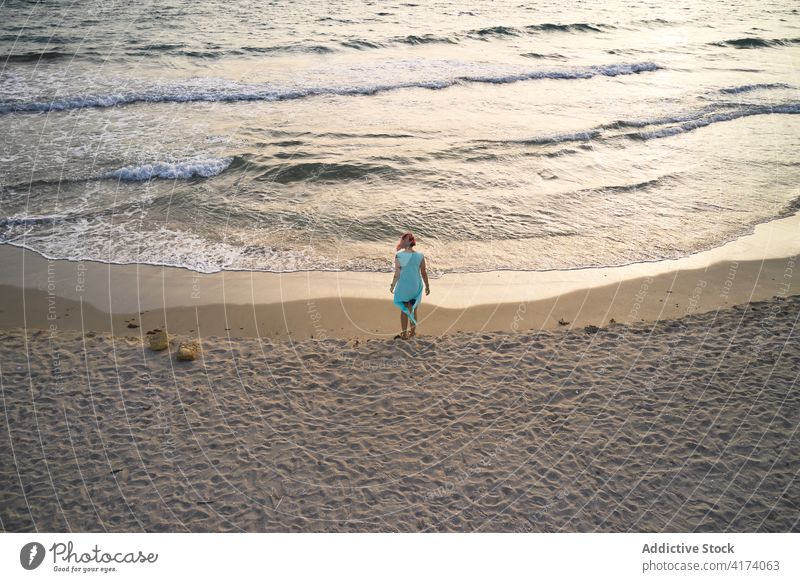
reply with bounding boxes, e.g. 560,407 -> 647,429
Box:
147,329 -> 169,351
176,340 -> 201,361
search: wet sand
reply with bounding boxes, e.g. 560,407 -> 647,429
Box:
0,212 -> 798,341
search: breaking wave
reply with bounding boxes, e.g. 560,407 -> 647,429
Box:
0,62 -> 663,115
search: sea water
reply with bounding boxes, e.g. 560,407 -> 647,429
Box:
0,0 -> 798,274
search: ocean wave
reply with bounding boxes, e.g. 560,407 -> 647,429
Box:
485,101 -> 800,150
519,130 -> 600,145
477,130 -> 600,148
393,34 -> 458,45
172,44 -> 336,58
0,214 -> 67,228
526,22 -> 610,33
340,39 -> 386,50
1,157 -> 236,191
2,50 -> 78,63
598,176 -> 673,194
6,197 -> 797,276
0,62 -> 662,115
635,18 -> 671,25
718,83 -> 792,94
625,103 -> 800,140
253,161 -> 401,184
468,22 -> 610,38
242,44 -> 335,54
6,156 -> 396,188
3,43 -> 339,62
316,17 -> 354,24
338,21 -> 613,47
452,62 -> 661,84
712,37 -> 800,49
560,175 -> 677,201
781,194 -> 800,217
0,20 -> 626,63
469,25 -> 520,37
102,157 -> 234,181
520,52 -> 567,60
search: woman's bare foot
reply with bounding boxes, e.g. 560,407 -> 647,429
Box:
394,331 -> 409,340
409,328 -> 416,338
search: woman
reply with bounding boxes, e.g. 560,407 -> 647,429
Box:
389,232 -> 430,339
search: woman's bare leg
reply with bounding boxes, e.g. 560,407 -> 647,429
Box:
400,308 -> 409,338
409,305 -> 418,337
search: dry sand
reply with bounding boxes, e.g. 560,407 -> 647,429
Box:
1,293 -> 798,532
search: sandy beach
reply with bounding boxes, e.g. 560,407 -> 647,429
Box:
0,293 -> 797,532
0,211 -> 798,532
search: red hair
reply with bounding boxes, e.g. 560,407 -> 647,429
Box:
396,232 -> 416,250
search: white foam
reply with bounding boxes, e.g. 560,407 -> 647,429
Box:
103,157 -> 233,181
719,83 -> 791,94
0,62 -> 663,114
632,103 -> 800,140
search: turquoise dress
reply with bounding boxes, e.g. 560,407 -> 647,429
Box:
393,250 -> 424,325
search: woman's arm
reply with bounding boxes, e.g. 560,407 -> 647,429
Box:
390,256 -> 401,292
420,257 -> 430,295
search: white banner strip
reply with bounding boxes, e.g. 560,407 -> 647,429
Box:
1,533 -> 797,581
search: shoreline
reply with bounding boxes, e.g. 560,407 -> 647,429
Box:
0,213 -> 797,340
